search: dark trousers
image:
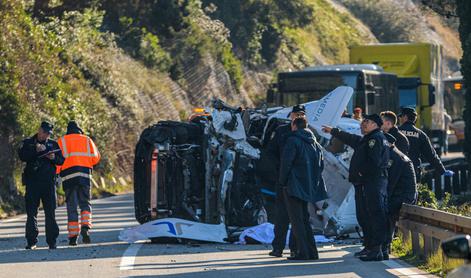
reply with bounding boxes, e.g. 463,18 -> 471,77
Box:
272,187 -> 296,253
363,178 -> 388,251
283,188 -> 318,258
25,183 -> 59,246
354,185 -> 370,249
64,182 -> 92,238
385,210 -> 400,249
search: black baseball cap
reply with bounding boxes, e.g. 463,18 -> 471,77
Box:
363,114 -> 383,127
287,104 -> 306,117
40,121 -> 53,134
398,106 -> 417,117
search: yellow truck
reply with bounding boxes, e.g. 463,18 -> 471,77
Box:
350,43 -> 445,152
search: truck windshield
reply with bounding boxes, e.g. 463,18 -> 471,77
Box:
278,72 -> 360,107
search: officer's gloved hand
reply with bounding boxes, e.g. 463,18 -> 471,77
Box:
443,170 -> 454,177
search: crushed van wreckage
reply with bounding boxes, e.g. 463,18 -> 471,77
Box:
132,86 -> 362,242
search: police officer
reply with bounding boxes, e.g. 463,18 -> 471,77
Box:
18,121 -> 65,249
380,111 -> 409,155
397,107 -> 453,180
323,114 -> 389,261
267,105 -> 305,257
383,133 -> 417,260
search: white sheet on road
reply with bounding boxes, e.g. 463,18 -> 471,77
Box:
236,223 -> 334,245
119,218 -> 228,243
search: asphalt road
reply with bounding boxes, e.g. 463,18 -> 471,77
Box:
0,194 -> 435,278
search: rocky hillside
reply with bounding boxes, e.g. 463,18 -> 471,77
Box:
0,0 -> 461,216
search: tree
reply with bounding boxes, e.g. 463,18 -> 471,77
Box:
422,0 -> 471,185
456,1 -> 471,167
32,0 -> 95,18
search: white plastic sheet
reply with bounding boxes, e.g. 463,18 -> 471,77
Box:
236,223 -> 334,245
119,218 -> 228,243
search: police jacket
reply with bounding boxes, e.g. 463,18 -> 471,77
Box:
398,121 -> 445,175
388,126 -> 409,155
279,129 -> 327,204
387,145 -> 417,214
18,135 -> 65,185
331,128 -> 389,185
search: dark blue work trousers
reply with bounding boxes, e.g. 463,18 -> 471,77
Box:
25,182 -> 59,246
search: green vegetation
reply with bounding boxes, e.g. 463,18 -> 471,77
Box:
391,232 -> 465,277
417,184 -> 471,216
284,0 -> 376,65
339,0 -> 425,42
0,0 -> 463,217
390,184 -> 470,276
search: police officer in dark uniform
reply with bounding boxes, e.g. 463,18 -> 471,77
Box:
397,107 -> 453,180
267,105 -> 305,257
380,111 -> 409,155
383,133 -> 417,260
323,114 -> 390,261
18,121 -> 65,250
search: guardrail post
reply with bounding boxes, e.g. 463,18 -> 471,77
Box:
461,168 -> 468,193
401,227 -> 410,243
432,238 -> 441,254
452,167 -> 461,195
411,231 -> 422,258
423,235 -> 432,258
444,175 -> 452,195
434,171 -> 443,199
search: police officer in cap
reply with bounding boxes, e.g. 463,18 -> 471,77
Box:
323,114 -> 389,261
267,104 -> 306,257
397,107 -> 453,180
18,121 -> 65,249
383,133 -> 417,260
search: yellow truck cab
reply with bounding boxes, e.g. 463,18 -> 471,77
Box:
350,43 -> 445,153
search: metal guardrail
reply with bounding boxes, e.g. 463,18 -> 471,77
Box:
421,157 -> 469,199
398,203 -> 471,258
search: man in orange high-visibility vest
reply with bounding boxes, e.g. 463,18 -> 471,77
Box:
57,121 -> 100,246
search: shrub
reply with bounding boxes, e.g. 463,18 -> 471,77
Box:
138,31 -> 172,71
219,44 -> 243,88
339,0 -> 425,42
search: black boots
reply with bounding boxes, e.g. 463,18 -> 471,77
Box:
25,244 -> 37,250
359,250 -> 384,261
382,245 -> 390,260
69,236 -> 78,246
81,226 -> 91,244
269,250 -> 283,257
354,248 -> 369,257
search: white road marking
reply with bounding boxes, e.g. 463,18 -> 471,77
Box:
382,259 -> 430,278
0,215 -> 26,224
119,243 -> 144,271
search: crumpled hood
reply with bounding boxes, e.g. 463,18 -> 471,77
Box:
293,129 -> 315,144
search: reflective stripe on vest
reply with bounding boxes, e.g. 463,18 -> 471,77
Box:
57,134 -> 100,172
61,172 -> 91,182
61,137 -> 98,158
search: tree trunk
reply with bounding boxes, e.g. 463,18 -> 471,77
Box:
457,0 -> 471,186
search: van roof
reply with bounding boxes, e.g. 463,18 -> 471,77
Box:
303,64 -> 384,72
